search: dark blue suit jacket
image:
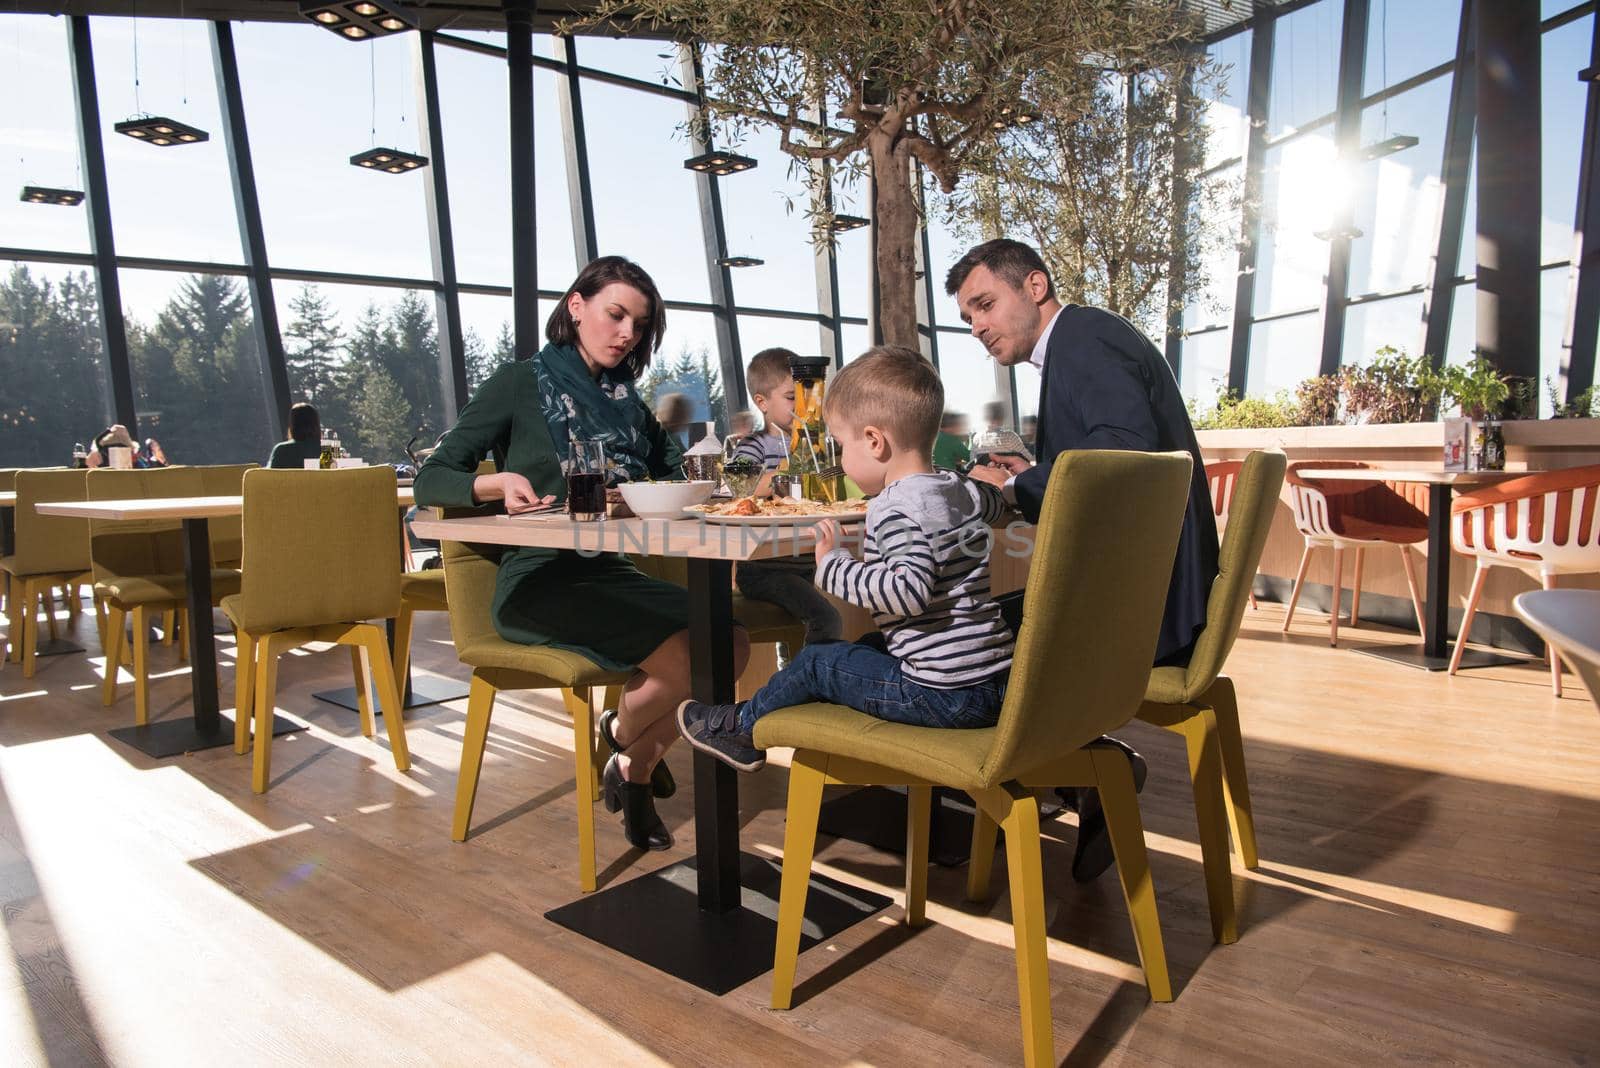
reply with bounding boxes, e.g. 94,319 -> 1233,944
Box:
1012,305 -> 1219,664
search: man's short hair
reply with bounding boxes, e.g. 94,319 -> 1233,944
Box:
944,238 -> 1055,299
825,346 -> 943,453
746,348 -> 796,398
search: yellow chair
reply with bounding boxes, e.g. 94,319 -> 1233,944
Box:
440,534 -> 631,893
752,450 -> 1194,1067
1131,450 -> 1284,940
223,467 -> 410,794
0,468 -> 15,621
198,463 -> 255,569
2,469 -> 93,675
394,569 -> 449,682
88,467 -> 245,724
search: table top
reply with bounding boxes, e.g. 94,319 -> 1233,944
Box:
1514,590 -> 1600,668
1295,468 -> 1528,485
411,508 -> 828,563
35,488 -> 416,520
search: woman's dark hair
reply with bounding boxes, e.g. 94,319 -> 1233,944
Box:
287,402 -> 321,443
544,255 -> 667,379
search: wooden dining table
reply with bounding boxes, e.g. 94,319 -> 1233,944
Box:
34,489 -> 420,758
409,507 -> 890,995
1299,467 -> 1527,670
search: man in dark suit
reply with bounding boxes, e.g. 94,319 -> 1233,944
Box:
950,238 -> 1220,879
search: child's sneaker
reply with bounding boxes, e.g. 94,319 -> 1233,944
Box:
676,700 -> 766,772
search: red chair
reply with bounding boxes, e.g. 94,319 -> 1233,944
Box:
1282,461 -> 1428,646
1449,465 -> 1600,695
1206,460 -> 1256,610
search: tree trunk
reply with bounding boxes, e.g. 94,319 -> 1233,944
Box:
871,133 -> 921,350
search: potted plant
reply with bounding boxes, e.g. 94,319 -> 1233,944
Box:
1437,353 -> 1511,420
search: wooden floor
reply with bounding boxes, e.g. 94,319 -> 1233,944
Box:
0,598 -> 1597,1067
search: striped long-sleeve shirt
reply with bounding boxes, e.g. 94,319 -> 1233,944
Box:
816,471 -> 1014,689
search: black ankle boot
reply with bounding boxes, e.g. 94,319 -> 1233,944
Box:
602,754 -> 672,851
599,708 -> 676,799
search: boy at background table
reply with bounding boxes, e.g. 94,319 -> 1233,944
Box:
679,346 -> 1015,771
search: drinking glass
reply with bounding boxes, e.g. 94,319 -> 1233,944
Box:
565,439 -> 607,521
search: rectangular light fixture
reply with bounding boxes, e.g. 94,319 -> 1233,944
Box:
350,146 -> 429,173
683,150 -> 757,176
19,185 -> 84,206
115,116 -> 209,146
716,255 -> 763,268
1359,133 -> 1419,161
299,0 -> 415,39
991,105 -> 1040,131
830,214 -> 869,233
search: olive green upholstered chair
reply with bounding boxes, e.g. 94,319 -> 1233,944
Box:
752,450 -> 1194,1068
223,466 -> 409,794
88,466 -> 245,723
2,469 -> 92,676
440,532 -> 631,894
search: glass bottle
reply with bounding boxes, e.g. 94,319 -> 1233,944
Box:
72,442 -> 87,469
1482,416 -> 1506,471
786,355 -> 842,501
319,429 -> 336,469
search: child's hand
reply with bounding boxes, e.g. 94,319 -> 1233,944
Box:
813,519 -> 841,556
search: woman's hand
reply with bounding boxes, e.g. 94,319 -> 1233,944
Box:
492,472 -> 556,514
814,519 -> 841,557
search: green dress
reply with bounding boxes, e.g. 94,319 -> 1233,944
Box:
267,439 -> 323,469
413,346 -> 689,671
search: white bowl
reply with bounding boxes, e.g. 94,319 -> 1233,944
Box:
617,480 -> 714,519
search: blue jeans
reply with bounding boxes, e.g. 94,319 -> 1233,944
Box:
740,639 -> 1006,733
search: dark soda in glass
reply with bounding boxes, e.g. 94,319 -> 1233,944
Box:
566,471 -> 606,518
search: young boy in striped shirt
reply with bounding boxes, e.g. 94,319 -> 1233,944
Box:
678,346 -> 1015,772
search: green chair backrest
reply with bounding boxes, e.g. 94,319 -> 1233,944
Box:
11,469 -> 91,577
1181,449 -> 1287,697
198,463 -> 255,566
86,466 -> 204,582
980,450 -> 1193,789
235,467 -> 401,633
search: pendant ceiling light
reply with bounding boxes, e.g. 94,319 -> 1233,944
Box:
829,214 -> 869,233
716,255 -> 763,268
683,150 -> 756,176
117,7 -> 208,148
351,39 -> 427,175
300,1 -> 415,40
19,185 -> 84,207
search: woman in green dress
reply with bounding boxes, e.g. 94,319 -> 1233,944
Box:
415,257 -> 751,851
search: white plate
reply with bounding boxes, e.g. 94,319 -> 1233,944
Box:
683,505 -> 866,525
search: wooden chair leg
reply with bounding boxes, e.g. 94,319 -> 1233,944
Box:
66,583 -> 81,617
1092,746 -> 1172,1002
771,754 -> 828,1011
101,604 -> 126,707
351,646 -> 376,738
1206,677 -> 1259,870
360,626 -> 409,771
982,781 -> 1053,1066
1178,709 -> 1238,944
43,584 -> 58,642
131,605 -> 150,726
1349,547 -> 1365,627
252,634 -> 282,794
4,574 -> 19,664
904,784 -> 931,927
160,608 -> 175,646
1282,543 -> 1315,633
92,591 -> 107,650
22,580 -> 41,676
1543,573 -> 1564,698
452,674 -> 497,842
1449,562 -> 1492,676
966,805 -> 999,902
1329,546 -> 1344,646
562,687 -> 599,893
174,609 -> 187,663
233,630 -> 255,755
1400,544 -> 1426,633
392,604 -> 416,686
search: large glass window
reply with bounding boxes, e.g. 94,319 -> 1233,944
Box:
1540,266 -> 1570,415
1184,164 -> 1242,334
583,78 -> 712,303
1269,0 -> 1343,138
1444,282 -> 1476,367
721,136 -> 822,316
0,261 -> 112,467
235,22 -> 430,278
270,279 -> 447,457
3,17 -> 89,255
933,331 -> 1002,426
123,268 -> 273,465
1181,327 -> 1232,406
1255,136 -> 1340,315
1349,75 -> 1452,296
92,17 -> 242,264
1248,311 -> 1323,396
636,309 -> 728,432
1201,30 -> 1251,168
738,314 -> 826,363
1342,292 -> 1426,366
574,36 -> 680,86
834,165 -> 873,322
1362,0 -> 1460,96
1542,14 -> 1592,265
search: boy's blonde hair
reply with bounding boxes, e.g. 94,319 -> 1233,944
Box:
824,346 -> 943,453
746,348 -> 796,399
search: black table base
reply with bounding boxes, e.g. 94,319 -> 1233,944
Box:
545,850 -> 891,995
311,675 -> 468,713
108,712 -> 304,759
1352,643 -> 1532,672
817,785 -> 988,867
32,637 -> 86,657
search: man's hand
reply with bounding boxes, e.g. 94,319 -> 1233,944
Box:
986,452 -> 1032,476
966,463 -> 1011,488
813,519 -> 841,557
502,473 -> 556,514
